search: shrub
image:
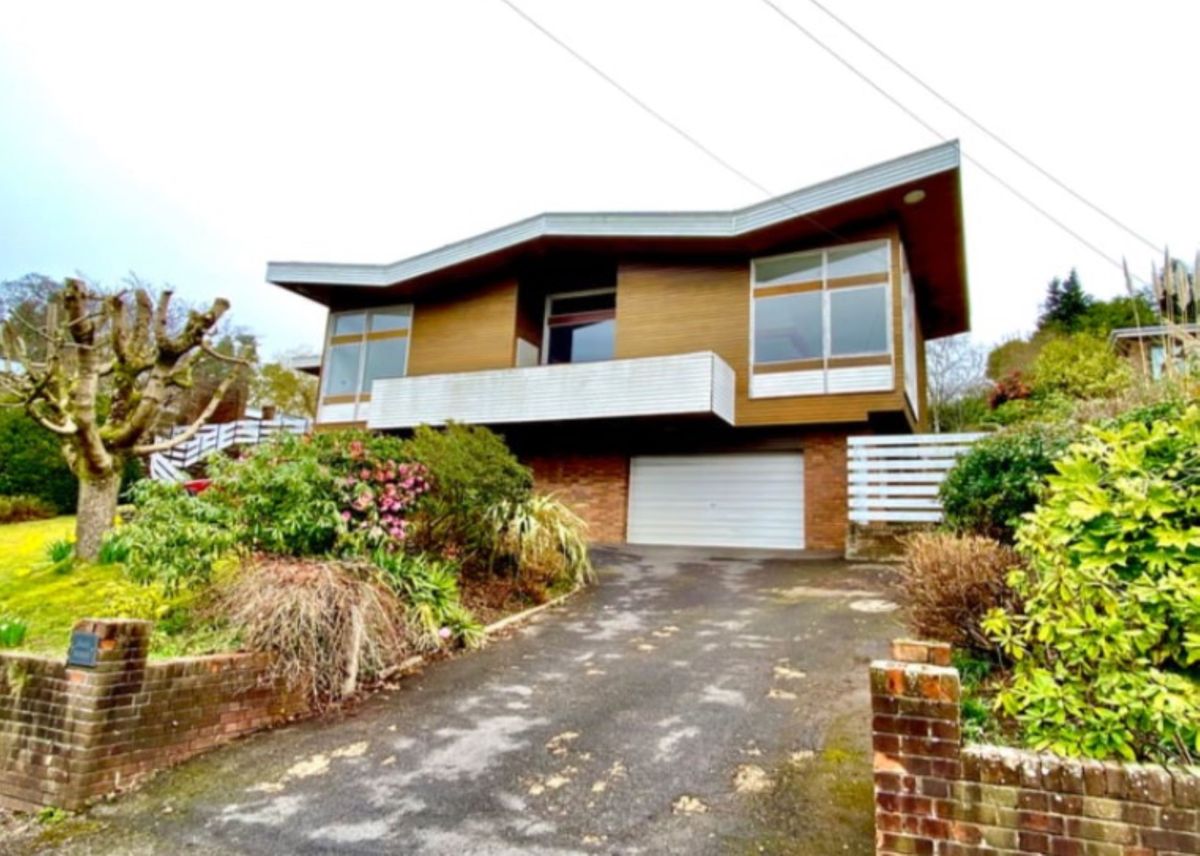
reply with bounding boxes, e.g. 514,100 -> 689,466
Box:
0,615 -> 28,648
0,494 -> 57,524
983,406 -> 1200,761
207,434 -> 343,557
335,454 -> 429,553
402,423 -> 532,561
488,494 -> 594,594
898,533 -> 1021,654
218,556 -> 408,704
373,551 -> 483,649
122,480 -> 240,592
0,409 -> 77,512
1029,333 -> 1132,401
987,370 -> 1032,409
940,425 -> 1069,543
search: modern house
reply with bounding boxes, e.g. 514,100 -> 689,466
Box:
266,142 -> 969,553
1110,324 -> 1200,380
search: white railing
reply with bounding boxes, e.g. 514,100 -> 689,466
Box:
148,416 -> 311,481
847,432 -> 986,523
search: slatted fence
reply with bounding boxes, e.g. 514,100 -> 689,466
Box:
148,417 -> 311,482
847,433 -> 985,524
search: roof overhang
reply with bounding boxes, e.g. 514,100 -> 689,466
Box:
268,141 -> 969,338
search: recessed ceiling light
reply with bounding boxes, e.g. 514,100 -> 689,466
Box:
903,189 -> 926,205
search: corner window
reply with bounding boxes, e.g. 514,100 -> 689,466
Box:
752,241 -> 891,365
544,290 -> 616,364
323,305 -> 412,400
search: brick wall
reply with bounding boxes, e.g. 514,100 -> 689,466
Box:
871,639 -> 1200,855
803,430 -> 848,553
0,619 -> 308,812
528,453 -> 629,543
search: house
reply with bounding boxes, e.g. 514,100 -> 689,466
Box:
1110,324 -> 1200,380
266,142 -> 969,553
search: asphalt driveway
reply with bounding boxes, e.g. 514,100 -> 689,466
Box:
19,547 -> 900,856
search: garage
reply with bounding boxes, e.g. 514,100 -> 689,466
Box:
626,453 -> 805,549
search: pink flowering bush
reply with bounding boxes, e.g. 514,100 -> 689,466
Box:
336,443 -> 430,552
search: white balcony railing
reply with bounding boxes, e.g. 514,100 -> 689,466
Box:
365,351 -> 736,430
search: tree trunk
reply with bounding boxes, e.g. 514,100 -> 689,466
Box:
75,470 -> 121,561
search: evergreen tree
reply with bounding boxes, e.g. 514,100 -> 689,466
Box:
1039,269 -> 1092,332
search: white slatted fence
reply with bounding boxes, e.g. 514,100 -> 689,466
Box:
148,417 -> 311,482
848,433 -> 985,523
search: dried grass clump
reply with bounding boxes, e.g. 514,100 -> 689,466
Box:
898,532 -> 1021,653
221,556 -> 408,705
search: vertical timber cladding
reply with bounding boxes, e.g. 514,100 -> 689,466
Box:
407,276 -> 521,376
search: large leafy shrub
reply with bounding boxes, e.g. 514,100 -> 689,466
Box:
402,423 -> 532,560
123,480 -> 241,592
207,434 -> 343,557
940,425 -> 1069,543
0,409 -> 77,512
984,405 -> 1200,761
1029,333 -> 1132,401
898,533 -> 1020,654
372,550 -> 483,649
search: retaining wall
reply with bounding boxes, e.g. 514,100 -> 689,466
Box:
0,619 -> 307,812
871,640 -> 1200,855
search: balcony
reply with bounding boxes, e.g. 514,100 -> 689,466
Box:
366,351 -> 736,430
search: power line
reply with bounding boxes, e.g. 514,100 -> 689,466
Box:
495,0 -> 845,244
802,0 -> 1163,255
757,0 -> 1150,284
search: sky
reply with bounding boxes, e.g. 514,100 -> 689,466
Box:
1,0 -> 1196,357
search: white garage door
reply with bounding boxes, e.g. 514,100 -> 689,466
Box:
627,454 -> 805,549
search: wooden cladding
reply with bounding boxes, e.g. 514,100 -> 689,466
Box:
407,278 -> 519,376
615,227 -> 912,426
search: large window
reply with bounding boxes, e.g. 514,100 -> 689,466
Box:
323,305 -> 412,400
543,290 -> 616,364
752,241 -> 891,365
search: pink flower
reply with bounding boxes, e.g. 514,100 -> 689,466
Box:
438,627 -> 452,641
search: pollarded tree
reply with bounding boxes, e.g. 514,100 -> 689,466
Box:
0,277 -> 251,559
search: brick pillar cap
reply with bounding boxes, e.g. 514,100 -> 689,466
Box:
890,638 -> 953,666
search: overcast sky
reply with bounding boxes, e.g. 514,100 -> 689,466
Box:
1,1 -> 1195,356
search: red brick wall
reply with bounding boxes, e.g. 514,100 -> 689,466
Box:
528,453 -> 629,544
803,430 -> 848,553
871,639 -> 1200,855
0,619 -> 308,812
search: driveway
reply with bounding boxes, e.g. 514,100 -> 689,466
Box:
20,547 -> 900,856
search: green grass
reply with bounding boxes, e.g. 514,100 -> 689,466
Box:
0,517 -> 224,657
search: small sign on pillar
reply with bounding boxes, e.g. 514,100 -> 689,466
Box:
66,630 -> 100,668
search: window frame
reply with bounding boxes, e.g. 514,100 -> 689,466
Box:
750,239 -> 893,371
540,287 -> 617,365
321,304 -> 413,403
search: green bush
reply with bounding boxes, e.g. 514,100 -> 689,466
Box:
0,494 -> 57,523
373,550 -> 483,649
940,425 -> 1070,543
1029,333 -> 1132,401
207,434 -> 343,557
0,409 -> 143,514
122,480 -> 241,592
983,406 -> 1200,761
0,410 -> 77,512
402,423 -> 532,562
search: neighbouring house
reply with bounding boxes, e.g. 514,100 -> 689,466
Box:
1111,323 -> 1200,380
266,142 -> 969,553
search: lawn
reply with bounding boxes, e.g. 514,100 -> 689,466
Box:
0,517 -> 203,657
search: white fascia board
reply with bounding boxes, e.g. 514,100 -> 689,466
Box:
267,141 -> 959,288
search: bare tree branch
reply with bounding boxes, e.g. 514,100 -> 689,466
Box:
132,373 -> 239,454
